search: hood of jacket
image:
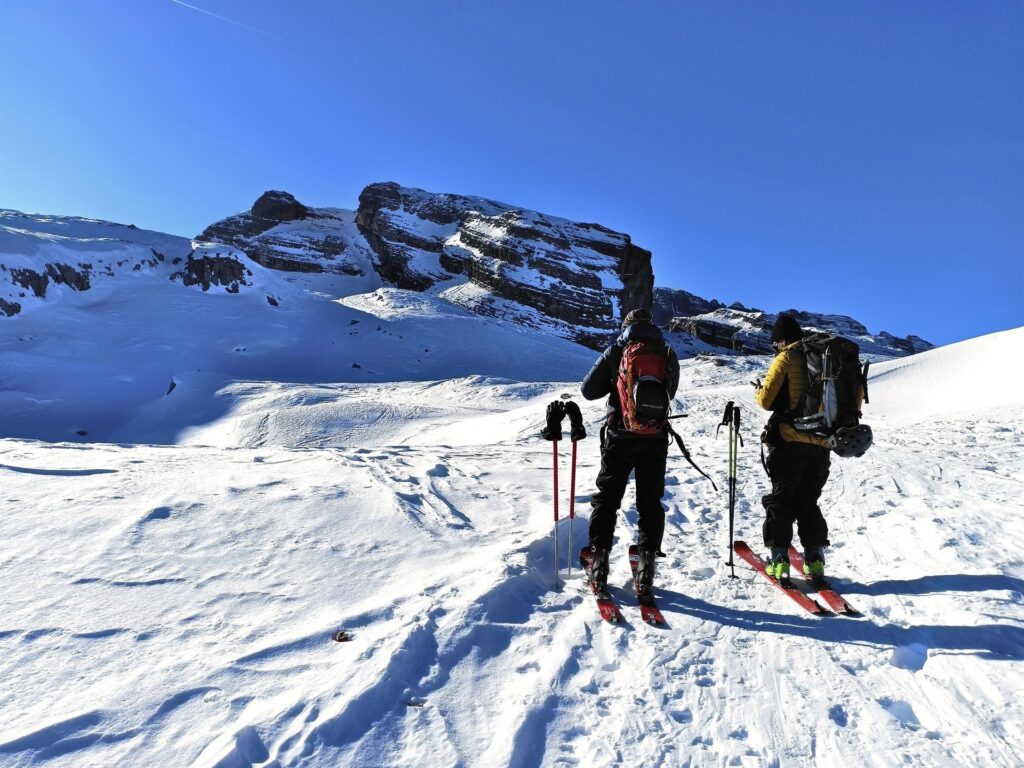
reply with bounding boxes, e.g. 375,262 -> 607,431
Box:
616,321 -> 666,347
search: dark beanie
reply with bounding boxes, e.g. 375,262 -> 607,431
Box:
771,314 -> 803,343
622,308 -> 653,329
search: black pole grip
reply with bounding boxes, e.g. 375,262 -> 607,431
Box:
716,401 -> 734,437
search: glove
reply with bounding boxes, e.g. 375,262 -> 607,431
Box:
540,400 -> 565,441
563,401 -> 586,441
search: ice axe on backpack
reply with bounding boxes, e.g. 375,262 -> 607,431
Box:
716,401 -> 743,579
541,400 -> 586,589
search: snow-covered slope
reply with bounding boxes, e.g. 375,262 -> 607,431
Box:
0,209 -> 192,317
1,215 -> 1021,768
868,326 -> 1023,419
0,209 -> 594,444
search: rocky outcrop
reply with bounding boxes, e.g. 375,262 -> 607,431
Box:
1,209 -> 192,317
652,287 -> 725,327
356,182 -> 653,347
172,253 -> 251,292
200,191 -> 310,241
196,191 -> 369,276
8,263 -> 92,299
668,305 -> 934,358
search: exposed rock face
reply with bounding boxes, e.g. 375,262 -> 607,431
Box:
8,263 -> 92,299
196,191 -> 369,276
652,287 -> 724,327
172,253 -> 250,292
251,190 -> 309,224
356,182 -> 653,348
668,305 -> 934,358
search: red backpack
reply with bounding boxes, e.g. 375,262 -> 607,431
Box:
616,342 -> 671,434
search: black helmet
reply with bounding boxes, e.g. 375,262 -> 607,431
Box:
829,425 -> 873,458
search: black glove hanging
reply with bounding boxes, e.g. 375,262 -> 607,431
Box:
563,401 -> 586,442
541,400 -> 566,441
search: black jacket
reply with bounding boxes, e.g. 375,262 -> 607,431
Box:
581,321 -> 680,436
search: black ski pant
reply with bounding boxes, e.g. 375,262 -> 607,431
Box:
588,432 -> 668,554
761,441 -> 831,550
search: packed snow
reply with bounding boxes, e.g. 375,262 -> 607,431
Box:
0,214 -> 1021,767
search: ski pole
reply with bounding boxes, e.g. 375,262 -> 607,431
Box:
541,400 -> 567,590
717,402 -> 741,578
568,439 -> 576,580
562,400 -> 587,582
553,438 -> 559,589
729,405 -> 743,577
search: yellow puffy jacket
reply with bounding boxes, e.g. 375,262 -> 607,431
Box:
755,341 -> 830,447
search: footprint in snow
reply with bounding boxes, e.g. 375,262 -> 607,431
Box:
828,704 -> 849,727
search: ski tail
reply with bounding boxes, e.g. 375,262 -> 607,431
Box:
733,540 -> 830,616
787,547 -> 859,615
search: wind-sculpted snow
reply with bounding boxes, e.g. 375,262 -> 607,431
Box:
1,329 -> 1022,766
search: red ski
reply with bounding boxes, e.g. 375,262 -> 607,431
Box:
733,541 -> 830,616
579,548 -> 623,623
628,545 -> 665,625
788,547 -> 859,615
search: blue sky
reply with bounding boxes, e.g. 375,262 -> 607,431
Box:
1,1 -> 1020,345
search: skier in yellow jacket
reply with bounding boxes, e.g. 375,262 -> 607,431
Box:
754,314 -> 830,580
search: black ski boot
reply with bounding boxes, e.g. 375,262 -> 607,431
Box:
636,549 -> 656,605
588,547 -> 610,597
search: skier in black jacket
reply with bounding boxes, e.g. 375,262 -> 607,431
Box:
580,308 -> 680,600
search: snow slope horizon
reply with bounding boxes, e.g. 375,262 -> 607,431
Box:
1,319 -> 1022,766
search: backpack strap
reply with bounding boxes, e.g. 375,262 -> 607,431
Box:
862,360 -> 870,405
666,422 -> 718,491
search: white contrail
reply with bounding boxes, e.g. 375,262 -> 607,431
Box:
169,0 -> 285,41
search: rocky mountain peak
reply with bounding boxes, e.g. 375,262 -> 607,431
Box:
194,192 -> 372,276
250,190 -> 310,225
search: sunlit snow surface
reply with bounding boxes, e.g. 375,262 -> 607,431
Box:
0,212 -> 1022,767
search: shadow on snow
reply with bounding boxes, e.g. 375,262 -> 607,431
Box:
658,589 -> 1024,661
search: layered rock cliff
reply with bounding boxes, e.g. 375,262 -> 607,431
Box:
356,182 -> 653,347
668,304 -> 934,358
196,191 -> 373,276
2,192 -> 934,360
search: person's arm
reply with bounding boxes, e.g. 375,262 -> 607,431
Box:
667,347 -> 680,399
755,350 -> 790,411
581,347 -> 615,401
